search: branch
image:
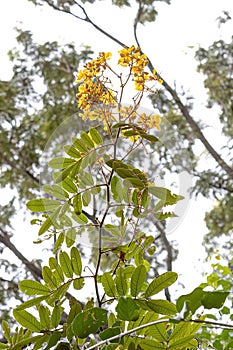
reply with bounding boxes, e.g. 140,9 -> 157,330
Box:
151,218 -> 173,302
86,317 -> 233,350
0,277 -> 19,290
133,0 -> 143,48
180,318 -> 233,330
44,0 -> 128,48
86,318 -> 170,350
1,153 -> 40,185
0,228 -> 42,281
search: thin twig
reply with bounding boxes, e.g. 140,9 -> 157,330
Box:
85,317 -> 233,350
86,318 -> 170,350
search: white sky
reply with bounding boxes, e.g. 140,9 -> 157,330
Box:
1,0 -> 232,292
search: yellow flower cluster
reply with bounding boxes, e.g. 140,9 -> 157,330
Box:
79,108 -> 117,127
75,52 -> 116,110
118,46 -> 162,91
139,113 -> 161,130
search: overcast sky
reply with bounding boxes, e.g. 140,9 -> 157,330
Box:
1,0 -> 232,291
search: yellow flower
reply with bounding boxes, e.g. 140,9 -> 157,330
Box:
99,51 -> 112,61
148,114 -> 161,130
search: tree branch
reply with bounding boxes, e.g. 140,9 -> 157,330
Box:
86,318 -> 170,350
86,317 -> 233,350
0,277 -> 19,290
0,228 -> 42,281
151,218 -> 173,302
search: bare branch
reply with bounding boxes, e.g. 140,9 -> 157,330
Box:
0,228 -> 42,281
0,277 -> 19,290
151,217 -> 173,302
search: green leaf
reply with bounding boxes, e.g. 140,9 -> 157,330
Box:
47,282 -> 71,306
116,297 -> 139,321
2,320 -> 11,343
73,194 -> 82,214
123,130 -> 139,137
15,296 -> 49,311
59,251 -> 73,279
72,137 -> 88,153
19,280 -> 50,296
154,211 -> 177,220
49,157 -> 76,169
45,331 -> 61,350
27,198 -> 60,213
54,265 -> 65,284
13,309 -> 41,332
106,159 -> 128,171
65,228 -> 76,248
79,172 -> 94,187
82,189 -> 91,206
39,206 -> 61,236
33,334 -> 50,350
73,277 -> 84,290
116,168 -> 134,179
51,305 -> 61,328
42,266 -> 58,289
111,176 -> 124,202
70,247 -> 82,276
140,339 -> 165,350
53,232 -> 64,255
124,177 -> 145,189
112,122 -> 131,129
169,334 -> 198,349
202,291 -> 229,309
56,342 -> 70,350
89,127 -> 103,145
148,187 -> 184,205
72,307 -> 107,338
130,264 -> 147,297
145,319 -> 167,340
146,299 -> 177,315
136,129 -> 159,142
0,344 -> 9,349
38,305 -> 51,330
169,321 -> 201,340
67,299 -> 82,324
64,145 -> 81,159
50,185 -> 69,200
115,267 -> 128,296
140,339 -> 165,349
54,160 -> 82,183
43,184 -> 69,200
9,335 -> 44,350
99,326 -> 120,341
145,272 -> 178,298
141,188 -> 149,207
80,131 -> 95,148
72,212 -> 88,224
61,177 -> 78,193
102,272 -> 117,297
176,287 -> 203,314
